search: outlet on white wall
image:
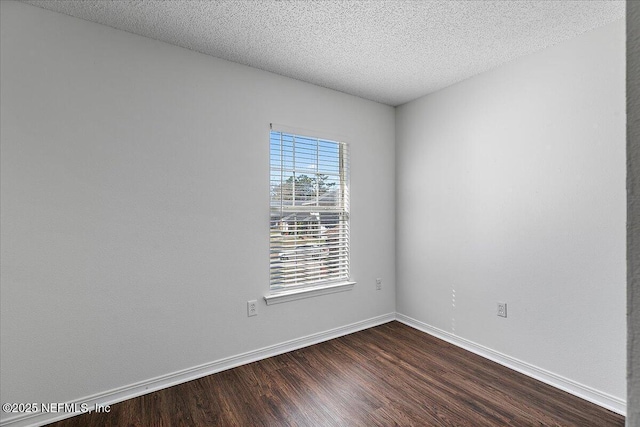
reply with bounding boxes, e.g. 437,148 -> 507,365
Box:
497,302 -> 507,318
376,278 -> 382,290
247,300 -> 258,317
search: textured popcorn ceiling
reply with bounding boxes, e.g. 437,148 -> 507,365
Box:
22,0 -> 625,106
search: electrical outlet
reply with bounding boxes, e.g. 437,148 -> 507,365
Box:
376,278 -> 382,290
497,302 -> 507,318
247,300 -> 258,317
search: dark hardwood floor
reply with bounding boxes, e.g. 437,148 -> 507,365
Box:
46,321 -> 624,426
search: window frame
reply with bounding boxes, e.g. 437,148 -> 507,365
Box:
265,124 -> 355,304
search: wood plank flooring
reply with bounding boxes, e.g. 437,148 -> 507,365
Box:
45,321 -> 624,426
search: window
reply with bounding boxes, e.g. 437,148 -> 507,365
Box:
269,126 -> 350,295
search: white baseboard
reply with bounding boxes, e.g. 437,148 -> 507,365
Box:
0,313 -> 395,427
395,313 -> 626,416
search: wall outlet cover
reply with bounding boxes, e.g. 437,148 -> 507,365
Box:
497,302 -> 507,318
247,300 -> 258,317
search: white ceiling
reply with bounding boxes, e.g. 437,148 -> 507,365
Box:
22,0 -> 625,106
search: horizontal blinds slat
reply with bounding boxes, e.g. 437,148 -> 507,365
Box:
273,273 -> 349,283
269,244 -> 350,252
272,264 -> 349,276
271,261 -> 349,273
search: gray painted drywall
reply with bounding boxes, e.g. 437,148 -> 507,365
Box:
628,1 -> 640,425
396,20 -> 626,401
0,0 -> 395,416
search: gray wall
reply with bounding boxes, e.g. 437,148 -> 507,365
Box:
0,1 -> 396,419
628,1 -> 640,425
396,20 -> 626,403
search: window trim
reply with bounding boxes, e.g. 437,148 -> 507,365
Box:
267,123 -> 354,302
264,280 -> 356,305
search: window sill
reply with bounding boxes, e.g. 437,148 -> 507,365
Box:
264,281 -> 356,305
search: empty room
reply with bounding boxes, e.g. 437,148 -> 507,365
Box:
1,1 -> 638,426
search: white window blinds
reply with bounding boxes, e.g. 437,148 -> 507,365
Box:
269,127 -> 350,291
